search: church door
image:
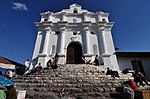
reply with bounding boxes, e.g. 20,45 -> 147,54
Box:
66,42 -> 82,64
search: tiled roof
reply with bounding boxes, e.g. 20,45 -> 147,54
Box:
0,56 -> 24,66
116,52 -> 150,57
0,56 -> 12,64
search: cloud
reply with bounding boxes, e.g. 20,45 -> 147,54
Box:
12,2 -> 28,11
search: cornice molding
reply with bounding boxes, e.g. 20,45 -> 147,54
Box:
35,21 -> 114,30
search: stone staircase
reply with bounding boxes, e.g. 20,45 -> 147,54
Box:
12,64 -> 132,99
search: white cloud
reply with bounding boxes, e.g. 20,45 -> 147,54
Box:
12,2 -> 28,11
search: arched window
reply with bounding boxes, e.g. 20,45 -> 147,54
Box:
52,45 -> 56,54
44,18 -> 48,21
73,8 -> 78,13
55,31 -> 60,34
93,44 -> 98,55
90,31 -> 95,34
73,19 -> 77,23
102,18 -> 106,22
73,32 -> 77,35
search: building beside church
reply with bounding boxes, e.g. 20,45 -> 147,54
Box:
31,3 -> 119,71
0,56 -> 25,75
116,52 -> 150,80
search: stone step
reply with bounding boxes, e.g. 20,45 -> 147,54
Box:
13,79 -> 126,87
14,74 -> 130,81
13,64 -> 131,99
17,87 -> 112,96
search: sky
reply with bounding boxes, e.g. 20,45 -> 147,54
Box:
0,0 -> 150,64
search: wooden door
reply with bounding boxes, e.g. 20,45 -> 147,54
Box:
67,43 -> 75,63
66,42 -> 82,64
131,60 -> 145,75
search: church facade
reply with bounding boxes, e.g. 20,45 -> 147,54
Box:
31,3 -> 119,71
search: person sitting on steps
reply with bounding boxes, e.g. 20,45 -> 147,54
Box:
46,54 -> 59,71
94,55 -> 99,66
133,71 -> 149,86
47,59 -> 52,68
35,63 -> 42,74
106,67 -> 119,78
54,53 -> 59,65
81,56 -> 88,64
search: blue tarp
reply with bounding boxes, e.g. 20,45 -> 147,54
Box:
0,75 -> 14,87
0,68 -> 13,75
0,68 -> 7,72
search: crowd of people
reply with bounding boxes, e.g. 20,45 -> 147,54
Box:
24,55 -> 150,87
106,67 -> 120,78
0,69 -> 17,99
133,71 -> 149,86
26,54 -> 101,75
1,53 -> 149,99
0,69 -> 14,80
0,85 -> 17,99
119,70 -> 149,99
25,53 -> 60,75
24,54 -> 150,87
106,67 -> 149,86
81,55 -> 100,66
121,68 -> 149,86
46,53 -> 59,70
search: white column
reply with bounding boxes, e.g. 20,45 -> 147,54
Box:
41,28 -> 50,55
96,12 -> 101,21
83,12 -> 87,21
48,15 -> 52,21
40,16 -> 45,22
59,29 -> 65,54
62,15 -> 66,21
84,28 -> 90,54
97,15 -> 101,21
47,12 -> 52,21
99,29 -> 108,54
62,12 -> 66,21
97,14 -> 101,21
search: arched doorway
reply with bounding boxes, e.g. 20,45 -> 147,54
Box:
66,42 -> 83,64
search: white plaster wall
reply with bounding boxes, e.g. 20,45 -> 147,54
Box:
86,15 -> 96,22
52,16 -> 61,22
64,30 -> 82,47
32,31 -> 43,59
117,56 -> 150,79
88,32 -> 99,55
117,57 -> 133,70
100,16 -> 109,22
109,55 -> 119,70
70,5 -> 81,13
63,30 -> 82,63
65,16 -> 83,23
103,30 -> 115,54
48,31 -> 58,55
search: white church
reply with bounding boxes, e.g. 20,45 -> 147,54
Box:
31,3 -> 150,79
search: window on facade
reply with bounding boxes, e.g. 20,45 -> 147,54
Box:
73,32 -> 77,35
73,8 -> 78,13
52,45 -> 56,54
55,31 -> 60,34
44,18 -> 48,21
102,18 -> 106,22
73,19 -> 77,23
93,44 -> 98,55
90,31 -> 95,34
